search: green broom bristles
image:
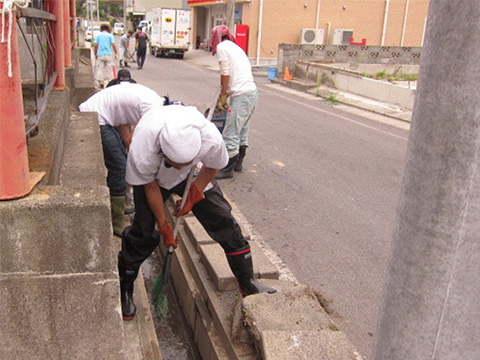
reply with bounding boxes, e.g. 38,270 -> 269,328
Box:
151,271 -> 169,316
155,295 -> 169,316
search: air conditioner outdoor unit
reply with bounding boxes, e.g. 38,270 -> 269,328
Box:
331,29 -> 354,45
300,28 -> 325,45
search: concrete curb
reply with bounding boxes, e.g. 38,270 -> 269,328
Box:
272,78 -> 412,123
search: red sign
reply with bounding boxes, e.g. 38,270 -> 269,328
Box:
187,0 -> 226,5
235,24 -> 248,55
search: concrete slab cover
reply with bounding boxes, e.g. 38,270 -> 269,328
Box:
261,330 -> 357,360
242,284 -> 331,332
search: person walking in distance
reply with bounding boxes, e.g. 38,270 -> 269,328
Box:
135,27 -> 149,69
93,24 -> 118,89
119,30 -> 133,68
211,25 -> 258,179
79,83 -> 166,236
117,105 -> 276,320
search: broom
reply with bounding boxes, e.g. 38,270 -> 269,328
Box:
151,87 -> 221,316
151,168 -> 195,316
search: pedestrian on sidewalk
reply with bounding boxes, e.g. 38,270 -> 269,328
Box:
119,30 -> 133,68
135,27 -> 149,69
211,25 -> 258,179
118,105 -> 276,321
93,24 -> 118,89
78,83 -> 166,236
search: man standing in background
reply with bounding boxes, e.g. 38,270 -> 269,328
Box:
93,24 -> 118,89
135,27 -> 149,70
211,25 -> 258,179
119,30 -> 133,68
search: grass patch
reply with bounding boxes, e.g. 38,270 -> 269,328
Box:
325,94 -> 339,105
329,323 -> 341,331
360,71 -> 418,82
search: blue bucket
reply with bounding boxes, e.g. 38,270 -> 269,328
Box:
267,66 -> 277,80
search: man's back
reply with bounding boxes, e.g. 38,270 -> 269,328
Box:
95,31 -> 114,56
216,40 -> 256,96
120,34 -> 129,48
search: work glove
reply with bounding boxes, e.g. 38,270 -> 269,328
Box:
159,220 -> 177,249
173,182 -> 204,217
216,94 -> 229,112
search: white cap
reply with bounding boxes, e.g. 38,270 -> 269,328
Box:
159,107 -> 203,164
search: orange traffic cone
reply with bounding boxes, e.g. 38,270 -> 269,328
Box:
0,5 -> 44,200
283,67 -> 292,81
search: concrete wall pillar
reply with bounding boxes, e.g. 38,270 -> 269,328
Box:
64,0 -> 72,66
71,0 -> 77,49
372,1 -> 480,359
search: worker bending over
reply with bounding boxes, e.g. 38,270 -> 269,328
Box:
118,105 -> 276,320
79,81 -> 166,235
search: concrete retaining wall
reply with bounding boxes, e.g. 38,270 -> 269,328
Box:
278,43 -> 422,78
293,61 -> 416,110
0,50 -> 125,360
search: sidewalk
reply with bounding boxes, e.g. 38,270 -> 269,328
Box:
184,49 -> 413,124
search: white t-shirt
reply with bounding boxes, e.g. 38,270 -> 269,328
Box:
216,40 -> 256,97
126,105 -> 229,190
79,83 -> 164,126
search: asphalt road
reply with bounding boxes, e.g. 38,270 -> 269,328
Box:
127,52 -> 410,359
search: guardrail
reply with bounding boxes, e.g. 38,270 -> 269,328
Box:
17,6 -> 57,138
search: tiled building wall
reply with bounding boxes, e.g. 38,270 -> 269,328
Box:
242,0 -> 430,59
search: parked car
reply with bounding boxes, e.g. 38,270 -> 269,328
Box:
113,22 -> 124,35
85,26 -> 101,41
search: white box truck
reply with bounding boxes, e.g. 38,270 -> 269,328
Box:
150,8 -> 191,59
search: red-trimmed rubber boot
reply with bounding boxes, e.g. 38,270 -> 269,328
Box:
226,244 -> 277,296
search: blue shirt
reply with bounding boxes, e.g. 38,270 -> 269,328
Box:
94,31 -> 115,56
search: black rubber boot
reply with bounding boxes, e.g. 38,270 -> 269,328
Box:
118,254 -> 139,321
216,154 -> 239,180
226,244 -> 277,296
234,146 -> 247,172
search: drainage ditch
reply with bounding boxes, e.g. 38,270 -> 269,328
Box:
142,250 -> 202,360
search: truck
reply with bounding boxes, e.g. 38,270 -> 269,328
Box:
150,8 -> 191,59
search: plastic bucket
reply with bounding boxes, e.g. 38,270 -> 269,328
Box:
267,67 -> 277,80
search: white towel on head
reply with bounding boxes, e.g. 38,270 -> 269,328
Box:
159,108 -> 202,164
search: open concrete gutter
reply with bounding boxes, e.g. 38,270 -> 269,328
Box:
160,194 -> 362,360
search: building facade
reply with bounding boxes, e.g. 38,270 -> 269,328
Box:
188,0 -> 430,64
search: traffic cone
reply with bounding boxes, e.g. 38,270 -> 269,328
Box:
0,5 -> 44,200
283,67 -> 292,81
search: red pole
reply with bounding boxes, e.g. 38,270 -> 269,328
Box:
71,0 -> 77,49
64,0 -> 71,67
0,4 -> 30,200
53,0 -> 65,89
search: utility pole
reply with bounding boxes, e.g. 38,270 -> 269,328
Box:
373,1 -> 480,359
226,0 -> 235,30
123,0 -> 126,28
96,0 -> 100,22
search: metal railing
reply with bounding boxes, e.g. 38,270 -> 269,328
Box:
17,5 -> 57,138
